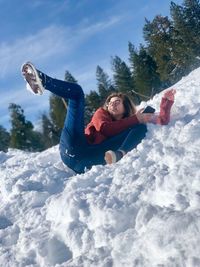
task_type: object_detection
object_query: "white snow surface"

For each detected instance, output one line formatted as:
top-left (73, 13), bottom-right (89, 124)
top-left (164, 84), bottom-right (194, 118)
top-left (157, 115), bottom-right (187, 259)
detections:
top-left (1, 68), bottom-right (200, 267)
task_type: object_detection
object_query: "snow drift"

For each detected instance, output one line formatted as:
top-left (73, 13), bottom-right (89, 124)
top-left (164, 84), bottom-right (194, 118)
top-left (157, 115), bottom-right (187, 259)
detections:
top-left (1, 67), bottom-right (200, 267)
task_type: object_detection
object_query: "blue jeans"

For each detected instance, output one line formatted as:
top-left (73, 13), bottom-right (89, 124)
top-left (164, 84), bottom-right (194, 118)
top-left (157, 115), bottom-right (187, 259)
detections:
top-left (42, 73), bottom-right (147, 173)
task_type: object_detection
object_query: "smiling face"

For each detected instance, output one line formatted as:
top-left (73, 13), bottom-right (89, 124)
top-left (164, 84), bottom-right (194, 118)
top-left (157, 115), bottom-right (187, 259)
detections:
top-left (107, 96), bottom-right (125, 120)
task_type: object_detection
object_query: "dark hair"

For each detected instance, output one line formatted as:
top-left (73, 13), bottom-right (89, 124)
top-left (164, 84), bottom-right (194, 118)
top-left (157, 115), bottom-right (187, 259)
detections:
top-left (103, 92), bottom-right (136, 118)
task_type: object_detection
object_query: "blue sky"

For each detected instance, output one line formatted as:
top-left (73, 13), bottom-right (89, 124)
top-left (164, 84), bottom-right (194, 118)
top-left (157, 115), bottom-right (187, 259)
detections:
top-left (0, 0), bottom-right (183, 130)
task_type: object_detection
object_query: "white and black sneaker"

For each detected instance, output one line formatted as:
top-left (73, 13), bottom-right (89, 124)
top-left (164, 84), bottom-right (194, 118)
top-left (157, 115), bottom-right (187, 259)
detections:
top-left (21, 62), bottom-right (45, 95)
top-left (104, 150), bottom-right (125, 164)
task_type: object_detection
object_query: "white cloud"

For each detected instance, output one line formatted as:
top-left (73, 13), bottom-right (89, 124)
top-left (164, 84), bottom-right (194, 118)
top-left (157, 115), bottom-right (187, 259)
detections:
top-left (0, 14), bottom-right (125, 129)
top-left (0, 89), bottom-right (26, 109)
top-left (0, 15), bottom-right (124, 79)
top-left (0, 86), bottom-right (36, 108)
top-left (77, 15), bottom-right (124, 36)
top-left (29, 0), bottom-right (70, 13)
top-left (0, 25), bottom-right (71, 79)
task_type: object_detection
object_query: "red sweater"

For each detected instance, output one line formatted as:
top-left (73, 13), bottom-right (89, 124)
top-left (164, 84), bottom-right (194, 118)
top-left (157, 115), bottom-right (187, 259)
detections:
top-left (84, 97), bottom-right (174, 144)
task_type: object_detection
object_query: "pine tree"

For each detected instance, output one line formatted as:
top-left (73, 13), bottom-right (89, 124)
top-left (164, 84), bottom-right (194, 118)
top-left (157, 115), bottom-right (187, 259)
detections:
top-left (111, 55), bottom-right (141, 104)
top-left (170, 0), bottom-right (200, 73)
top-left (143, 15), bottom-right (176, 86)
top-left (143, 1), bottom-right (200, 84)
top-left (64, 70), bottom-right (78, 83)
top-left (129, 43), bottom-right (161, 101)
top-left (9, 103), bottom-right (43, 151)
top-left (49, 95), bottom-right (66, 144)
top-left (96, 65), bottom-right (116, 102)
top-left (111, 56), bottom-right (135, 98)
top-left (127, 43), bottom-right (141, 104)
top-left (0, 125), bottom-right (10, 152)
top-left (9, 103), bottom-right (32, 150)
top-left (84, 90), bottom-right (101, 125)
top-left (41, 113), bottom-right (55, 148)
top-left (28, 130), bottom-right (45, 152)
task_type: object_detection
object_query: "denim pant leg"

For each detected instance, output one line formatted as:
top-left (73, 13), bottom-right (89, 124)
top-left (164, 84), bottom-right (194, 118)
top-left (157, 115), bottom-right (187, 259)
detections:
top-left (70, 130), bottom-right (128, 172)
top-left (60, 98), bottom-right (85, 151)
top-left (77, 124), bottom-right (147, 171)
top-left (55, 88), bottom-right (86, 170)
top-left (41, 74), bottom-right (87, 171)
top-left (42, 75), bottom-right (85, 136)
top-left (118, 124), bottom-right (147, 152)
top-left (43, 74), bottom-right (85, 103)
top-left (59, 97), bottom-right (87, 173)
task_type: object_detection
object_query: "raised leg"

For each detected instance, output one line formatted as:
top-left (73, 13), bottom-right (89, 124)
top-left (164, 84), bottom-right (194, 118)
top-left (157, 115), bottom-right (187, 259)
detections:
top-left (21, 62), bottom-right (86, 158)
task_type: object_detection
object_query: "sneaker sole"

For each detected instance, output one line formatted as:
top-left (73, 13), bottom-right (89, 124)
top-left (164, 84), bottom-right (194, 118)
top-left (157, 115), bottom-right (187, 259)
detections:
top-left (21, 62), bottom-right (44, 95)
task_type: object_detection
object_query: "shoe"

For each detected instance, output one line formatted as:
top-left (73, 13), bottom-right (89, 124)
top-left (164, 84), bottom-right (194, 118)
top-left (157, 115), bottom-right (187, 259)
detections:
top-left (21, 62), bottom-right (45, 95)
top-left (104, 150), bottom-right (125, 164)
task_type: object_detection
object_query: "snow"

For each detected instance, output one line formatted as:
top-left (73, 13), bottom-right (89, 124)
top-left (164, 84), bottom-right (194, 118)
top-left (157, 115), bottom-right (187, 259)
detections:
top-left (1, 67), bottom-right (200, 267)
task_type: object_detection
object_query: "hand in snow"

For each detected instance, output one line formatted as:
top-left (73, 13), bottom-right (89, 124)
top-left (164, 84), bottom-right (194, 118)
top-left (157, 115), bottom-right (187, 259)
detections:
top-left (163, 88), bottom-right (176, 101)
top-left (136, 109), bottom-right (154, 123)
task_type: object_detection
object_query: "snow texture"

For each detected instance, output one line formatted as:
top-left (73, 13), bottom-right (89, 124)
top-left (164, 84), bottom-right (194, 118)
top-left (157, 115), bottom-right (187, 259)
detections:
top-left (1, 67), bottom-right (200, 267)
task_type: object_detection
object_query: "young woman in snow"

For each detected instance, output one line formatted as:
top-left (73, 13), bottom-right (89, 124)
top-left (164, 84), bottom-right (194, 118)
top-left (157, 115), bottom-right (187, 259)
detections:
top-left (21, 62), bottom-right (176, 174)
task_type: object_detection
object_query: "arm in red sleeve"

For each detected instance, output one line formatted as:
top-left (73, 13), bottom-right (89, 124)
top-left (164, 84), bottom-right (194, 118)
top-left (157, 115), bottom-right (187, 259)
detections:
top-left (91, 108), bottom-right (139, 137)
top-left (155, 97), bottom-right (174, 125)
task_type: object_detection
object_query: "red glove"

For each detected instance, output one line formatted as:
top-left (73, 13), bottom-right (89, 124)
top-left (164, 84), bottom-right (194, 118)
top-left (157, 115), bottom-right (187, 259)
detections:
top-left (163, 88), bottom-right (176, 101)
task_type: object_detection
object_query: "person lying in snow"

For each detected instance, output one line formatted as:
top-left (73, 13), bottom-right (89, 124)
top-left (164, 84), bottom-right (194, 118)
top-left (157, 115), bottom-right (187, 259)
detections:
top-left (21, 62), bottom-right (176, 174)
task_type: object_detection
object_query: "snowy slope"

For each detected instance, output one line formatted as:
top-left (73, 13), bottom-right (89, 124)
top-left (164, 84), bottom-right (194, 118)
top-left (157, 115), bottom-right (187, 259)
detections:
top-left (1, 68), bottom-right (200, 267)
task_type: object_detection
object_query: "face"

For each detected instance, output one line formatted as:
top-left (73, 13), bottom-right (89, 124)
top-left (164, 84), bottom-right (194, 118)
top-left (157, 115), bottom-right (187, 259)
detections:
top-left (107, 96), bottom-right (125, 120)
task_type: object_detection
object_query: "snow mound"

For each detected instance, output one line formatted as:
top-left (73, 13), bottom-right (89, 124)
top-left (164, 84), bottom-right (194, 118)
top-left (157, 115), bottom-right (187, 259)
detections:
top-left (1, 68), bottom-right (200, 267)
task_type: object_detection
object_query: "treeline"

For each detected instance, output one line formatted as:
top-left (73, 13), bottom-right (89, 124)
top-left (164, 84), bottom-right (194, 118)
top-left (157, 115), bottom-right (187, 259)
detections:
top-left (1, 0), bottom-right (200, 152)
